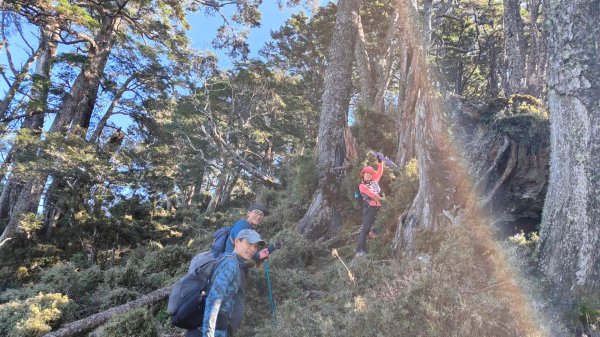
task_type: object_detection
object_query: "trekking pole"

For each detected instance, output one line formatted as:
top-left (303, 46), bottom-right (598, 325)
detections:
top-left (265, 260), bottom-right (277, 321)
top-left (369, 150), bottom-right (403, 172)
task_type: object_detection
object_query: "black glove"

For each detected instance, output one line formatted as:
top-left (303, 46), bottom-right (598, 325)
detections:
top-left (267, 241), bottom-right (283, 253)
top-left (377, 155), bottom-right (383, 163)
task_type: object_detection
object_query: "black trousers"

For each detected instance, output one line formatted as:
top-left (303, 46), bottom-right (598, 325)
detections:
top-left (357, 205), bottom-right (379, 253)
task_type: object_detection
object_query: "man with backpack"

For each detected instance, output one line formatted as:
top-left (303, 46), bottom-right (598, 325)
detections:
top-left (222, 204), bottom-right (276, 266)
top-left (185, 229), bottom-right (265, 337)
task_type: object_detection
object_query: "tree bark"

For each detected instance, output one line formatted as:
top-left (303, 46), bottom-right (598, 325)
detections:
top-left (354, 6), bottom-right (399, 115)
top-left (392, 0), bottom-right (469, 252)
top-left (218, 173), bottom-right (239, 209)
top-left (354, 13), bottom-right (376, 108)
top-left (42, 286), bottom-right (172, 337)
top-left (52, 16), bottom-right (121, 132)
top-left (502, 0), bottom-right (527, 96)
top-left (40, 16), bottom-right (121, 231)
top-left (395, 43), bottom-right (416, 166)
top-left (297, 0), bottom-right (360, 240)
top-left (0, 25), bottom-right (57, 242)
top-left (205, 170), bottom-right (226, 215)
top-left (488, 35), bottom-right (501, 98)
top-left (2, 16), bottom-right (120, 242)
top-left (539, 0), bottom-right (600, 296)
top-left (525, 0), bottom-right (545, 98)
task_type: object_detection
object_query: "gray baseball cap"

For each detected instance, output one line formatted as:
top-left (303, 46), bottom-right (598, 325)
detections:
top-left (236, 229), bottom-right (265, 246)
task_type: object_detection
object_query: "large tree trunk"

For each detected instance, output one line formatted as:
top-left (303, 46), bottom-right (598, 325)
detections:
top-left (488, 35), bottom-right (501, 98)
top-left (354, 13), bottom-right (376, 108)
top-left (391, 0), bottom-right (469, 252)
top-left (0, 25), bottom-right (57, 242)
top-left (539, 0), bottom-right (600, 296)
top-left (525, 0), bottom-right (545, 98)
top-left (51, 16), bottom-right (120, 132)
top-left (205, 170), bottom-right (227, 215)
top-left (502, 0), bottom-right (527, 96)
top-left (219, 173), bottom-right (239, 209)
top-left (41, 16), bottom-right (120, 230)
top-left (2, 17), bottom-right (120, 242)
top-left (297, 0), bottom-right (360, 240)
top-left (395, 43), bottom-right (416, 166)
top-left (354, 7), bottom-right (399, 115)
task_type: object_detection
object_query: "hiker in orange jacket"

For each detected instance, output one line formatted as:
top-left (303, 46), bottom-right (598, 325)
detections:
top-left (356, 153), bottom-right (384, 257)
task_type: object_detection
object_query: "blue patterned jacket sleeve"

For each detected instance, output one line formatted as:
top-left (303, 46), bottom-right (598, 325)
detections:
top-left (203, 255), bottom-right (241, 337)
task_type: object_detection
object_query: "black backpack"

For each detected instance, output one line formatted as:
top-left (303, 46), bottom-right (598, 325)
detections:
top-left (210, 226), bottom-right (233, 257)
top-left (167, 252), bottom-right (234, 329)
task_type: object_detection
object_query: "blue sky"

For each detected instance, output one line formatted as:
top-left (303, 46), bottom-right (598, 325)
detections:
top-left (187, 1), bottom-right (325, 67)
top-left (0, 1), bottom-right (329, 141)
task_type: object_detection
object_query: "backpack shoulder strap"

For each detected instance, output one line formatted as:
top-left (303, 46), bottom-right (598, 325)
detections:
top-left (358, 182), bottom-right (371, 201)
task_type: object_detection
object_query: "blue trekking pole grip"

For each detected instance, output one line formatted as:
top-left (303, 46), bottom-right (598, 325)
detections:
top-left (265, 260), bottom-right (277, 321)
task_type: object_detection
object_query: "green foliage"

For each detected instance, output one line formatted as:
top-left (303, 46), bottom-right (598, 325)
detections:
top-left (506, 94), bottom-right (546, 118)
top-left (54, 0), bottom-right (100, 29)
top-left (16, 214), bottom-right (44, 240)
top-left (508, 231), bottom-right (539, 247)
top-left (97, 307), bottom-right (159, 337)
top-left (138, 244), bottom-right (192, 280)
top-left (429, 0), bottom-right (504, 98)
top-left (243, 220), bottom-right (541, 337)
top-left (571, 297), bottom-right (600, 326)
top-left (36, 263), bottom-right (103, 315)
top-left (491, 95), bottom-right (549, 149)
top-left (0, 292), bottom-right (70, 337)
top-left (264, 152), bottom-right (319, 224)
top-left (374, 158), bottom-right (419, 231)
top-left (351, 108), bottom-right (397, 157)
top-left (0, 237), bottom-right (63, 285)
top-left (268, 228), bottom-right (322, 269)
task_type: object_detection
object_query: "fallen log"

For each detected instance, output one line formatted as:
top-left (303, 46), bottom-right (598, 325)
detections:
top-left (42, 285), bottom-right (173, 337)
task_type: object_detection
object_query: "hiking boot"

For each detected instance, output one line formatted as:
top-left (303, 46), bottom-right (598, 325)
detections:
top-left (355, 251), bottom-right (366, 257)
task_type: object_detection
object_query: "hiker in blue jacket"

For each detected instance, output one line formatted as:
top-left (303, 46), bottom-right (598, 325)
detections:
top-left (224, 204), bottom-right (273, 266)
top-left (186, 229), bottom-right (265, 337)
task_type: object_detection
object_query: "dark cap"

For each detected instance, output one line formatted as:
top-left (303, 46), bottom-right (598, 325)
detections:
top-left (236, 229), bottom-right (266, 246)
top-left (246, 204), bottom-right (269, 216)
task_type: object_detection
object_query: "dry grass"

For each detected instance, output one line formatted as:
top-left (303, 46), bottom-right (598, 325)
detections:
top-left (234, 218), bottom-right (553, 337)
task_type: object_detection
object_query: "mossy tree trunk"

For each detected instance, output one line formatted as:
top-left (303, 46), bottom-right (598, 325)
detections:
top-left (297, 0), bottom-right (360, 241)
top-left (539, 0), bottom-right (600, 296)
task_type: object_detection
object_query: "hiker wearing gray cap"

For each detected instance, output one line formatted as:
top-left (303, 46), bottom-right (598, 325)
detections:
top-left (186, 229), bottom-right (265, 337)
top-left (224, 204), bottom-right (281, 266)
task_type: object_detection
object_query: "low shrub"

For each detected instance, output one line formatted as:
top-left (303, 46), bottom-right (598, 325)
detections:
top-left (97, 307), bottom-right (159, 337)
top-left (0, 292), bottom-right (70, 337)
